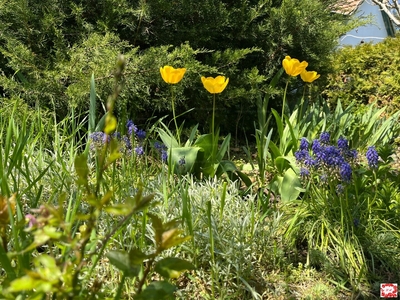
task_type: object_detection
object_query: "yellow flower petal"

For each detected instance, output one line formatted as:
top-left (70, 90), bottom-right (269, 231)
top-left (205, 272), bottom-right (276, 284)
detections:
top-left (160, 66), bottom-right (186, 84)
top-left (201, 76), bottom-right (229, 94)
top-left (300, 70), bottom-right (320, 83)
top-left (282, 56), bottom-right (308, 77)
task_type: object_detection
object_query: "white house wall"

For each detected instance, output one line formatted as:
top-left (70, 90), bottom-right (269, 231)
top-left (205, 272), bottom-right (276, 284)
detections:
top-left (340, 0), bottom-right (389, 46)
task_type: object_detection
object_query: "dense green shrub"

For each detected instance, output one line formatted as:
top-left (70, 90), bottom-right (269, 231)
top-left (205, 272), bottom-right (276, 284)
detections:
top-left (324, 34), bottom-right (400, 113)
top-left (0, 0), bottom-right (355, 135)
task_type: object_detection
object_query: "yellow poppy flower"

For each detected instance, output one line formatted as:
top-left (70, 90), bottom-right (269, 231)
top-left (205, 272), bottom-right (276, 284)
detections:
top-left (201, 76), bottom-right (229, 94)
top-left (160, 66), bottom-right (186, 84)
top-left (300, 70), bottom-right (320, 83)
top-left (282, 56), bottom-right (308, 77)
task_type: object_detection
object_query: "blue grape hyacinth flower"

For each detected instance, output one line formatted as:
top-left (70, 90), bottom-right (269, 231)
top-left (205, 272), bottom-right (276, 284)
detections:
top-left (366, 146), bottom-right (379, 169)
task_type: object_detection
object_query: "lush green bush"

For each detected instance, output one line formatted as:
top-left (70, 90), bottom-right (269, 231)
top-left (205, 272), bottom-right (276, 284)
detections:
top-left (324, 34), bottom-right (400, 113)
top-left (0, 0), bottom-right (355, 135)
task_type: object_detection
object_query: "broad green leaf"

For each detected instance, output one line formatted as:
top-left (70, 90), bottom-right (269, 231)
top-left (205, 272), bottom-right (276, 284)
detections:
top-left (170, 147), bottom-right (201, 175)
top-left (135, 281), bottom-right (176, 300)
top-left (193, 133), bottom-right (213, 158)
top-left (216, 160), bottom-right (237, 177)
top-left (106, 250), bottom-right (140, 277)
top-left (280, 168), bottom-right (301, 202)
top-left (155, 257), bottom-right (195, 279)
top-left (235, 170), bottom-right (252, 188)
top-left (129, 248), bottom-right (150, 265)
top-left (274, 156), bottom-right (289, 174)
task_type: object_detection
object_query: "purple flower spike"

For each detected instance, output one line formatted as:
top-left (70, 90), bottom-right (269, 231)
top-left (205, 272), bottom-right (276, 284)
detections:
top-left (135, 146), bottom-right (144, 156)
top-left (319, 132), bottom-right (330, 144)
top-left (366, 146), bottom-right (379, 169)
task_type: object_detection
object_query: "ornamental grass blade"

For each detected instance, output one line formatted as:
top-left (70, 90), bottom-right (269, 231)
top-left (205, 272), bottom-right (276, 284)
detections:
top-left (89, 73), bottom-right (97, 135)
top-left (0, 242), bottom-right (16, 281)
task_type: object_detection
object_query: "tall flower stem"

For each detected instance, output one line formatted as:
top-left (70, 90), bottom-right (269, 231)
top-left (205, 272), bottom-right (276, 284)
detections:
top-left (211, 94), bottom-right (216, 161)
top-left (170, 85), bottom-right (180, 145)
top-left (281, 80), bottom-right (290, 122)
top-left (212, 94), bottom-right (215, 136)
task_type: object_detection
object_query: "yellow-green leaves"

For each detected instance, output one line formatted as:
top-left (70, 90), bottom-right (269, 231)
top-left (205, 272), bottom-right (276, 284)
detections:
top-left (160, 66), bottom-right (186, 84)
top-left (300, 70), bottom-right (320, 83)
top-left (282, 56), bottom-right (308, 77)
top-left (201, 76), bottom-right (229, 94)
top-left (104, 114), bottom-right (117, 134)
top-left (155, 257), bottom-right (195, 279)
top-left (74, 153), bottom-right (89, 187)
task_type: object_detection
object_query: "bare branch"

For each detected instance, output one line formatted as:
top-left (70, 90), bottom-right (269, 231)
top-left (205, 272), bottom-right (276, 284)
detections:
top-left (370, 0), bottom-right (400, 26)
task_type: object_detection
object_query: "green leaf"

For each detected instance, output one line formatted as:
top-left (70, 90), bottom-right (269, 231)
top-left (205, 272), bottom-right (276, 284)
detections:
top-left (155, 257), bottom-right (195, 279)
top-left (148, 213), bottom-right (164, 246)
top-left (280, 168), bottom-right (302, 202)
top-left (216, 134), bottom-right (231, 162)
top-left (89, 73), bottom-right (97, 134)
top-left (74, 154), bottom-right (89, 183)
top-left (170, 147), bottom-right (201, 175)
top-left (235, 170), bottom-right (252, 188)
top-left (157, 127), bottom-right (179, 148)
top-left (129, 248), bottom-right (150, 265)
top-left (104, 114), bottom-right (117, 134)
top-left (7, 276), bottom-right (40, 292)
top-left (193, 133), bottom-right (213, 158)
top-left (104, 204), bottom-right (132, 216)
top-left (268, 140), bottom-right (281, 161)
top-left (184, 124), bottom-right (199, 147)
top-left (100, 190), bottom-right (113, 206)
top-left (106, 250), bottom-right (140, 277)
top-left (161, 229), bottom-right (191, 250)
top-left (95, 113), bottom-right (108, 132)
top-left (271, 108), bottom-right (283, 145)
top-left (0, 243), bottom-right (16, 281)
top-left (107, 151), bottom-right (122, 165)
top-left (135, 281), bottom-right (176, 300)
top-left (134, 193), bottom-right (155, 212)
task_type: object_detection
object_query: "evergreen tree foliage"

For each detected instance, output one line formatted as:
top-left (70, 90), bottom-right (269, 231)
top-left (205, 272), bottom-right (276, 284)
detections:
top-left (0, 0), bottom-right (354, 134)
